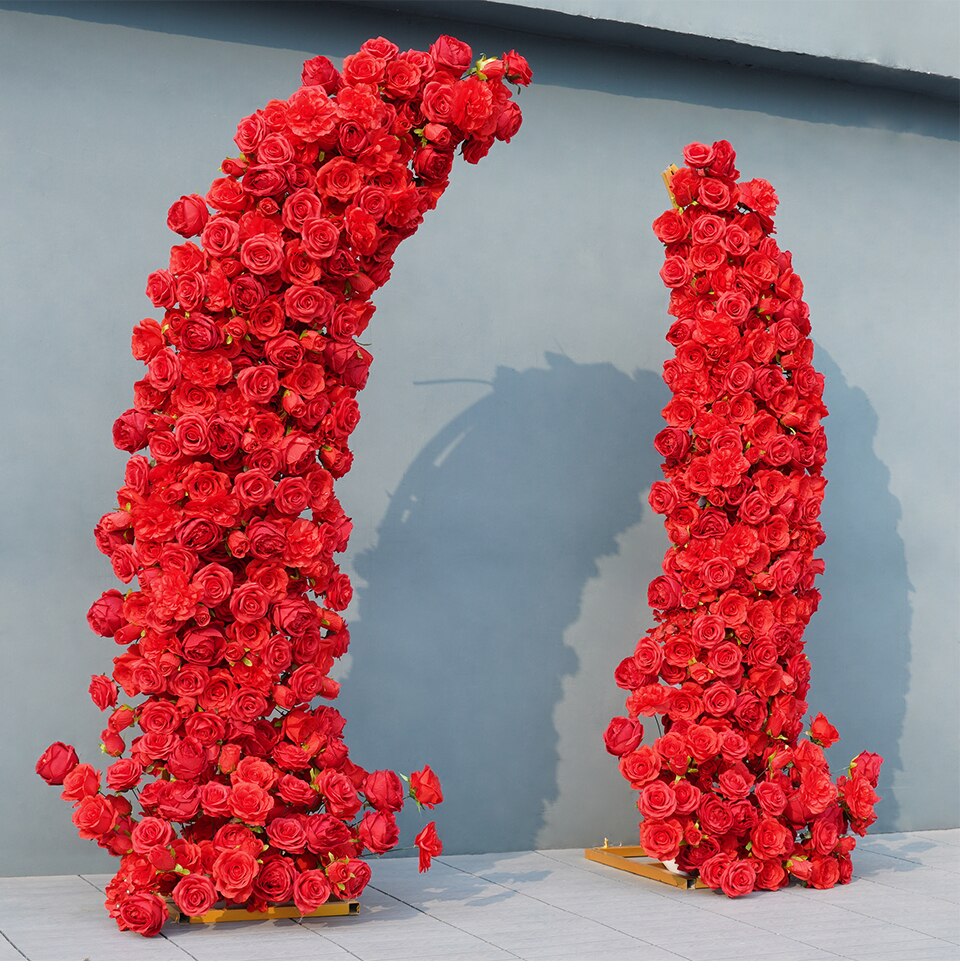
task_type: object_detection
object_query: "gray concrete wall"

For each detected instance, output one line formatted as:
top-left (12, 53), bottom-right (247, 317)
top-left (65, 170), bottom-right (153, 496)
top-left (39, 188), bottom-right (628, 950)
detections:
top-left (1, 0), bottom-right (957, 876)
top-left (486, 0), bottom-right (960, 77)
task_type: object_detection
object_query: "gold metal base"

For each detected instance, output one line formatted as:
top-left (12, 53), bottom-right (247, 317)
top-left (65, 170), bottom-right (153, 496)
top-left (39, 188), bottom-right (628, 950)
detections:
top-left (166, 898), bottom-right (360, 924)
top-left (584, 844), bottom-right (707, 890)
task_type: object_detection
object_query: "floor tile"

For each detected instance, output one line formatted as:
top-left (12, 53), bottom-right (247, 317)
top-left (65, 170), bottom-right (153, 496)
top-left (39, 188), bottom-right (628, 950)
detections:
top-left (0, 830), bottom-right (954, 960)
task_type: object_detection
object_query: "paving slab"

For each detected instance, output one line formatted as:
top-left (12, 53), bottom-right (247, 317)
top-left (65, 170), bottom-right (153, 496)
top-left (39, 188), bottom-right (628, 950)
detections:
top-left (0, 830), bottom-right (955, 960)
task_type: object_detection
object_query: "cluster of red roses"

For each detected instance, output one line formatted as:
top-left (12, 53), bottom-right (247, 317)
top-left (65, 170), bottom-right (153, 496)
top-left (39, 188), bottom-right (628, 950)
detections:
top-left (36, 35), bottom-right (530, 937)
top-left (605, 140), bottom-right (881, 897)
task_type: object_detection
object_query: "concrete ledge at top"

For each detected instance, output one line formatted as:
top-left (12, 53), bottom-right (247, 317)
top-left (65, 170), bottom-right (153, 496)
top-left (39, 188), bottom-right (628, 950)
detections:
top-left (347, 0), bottom-right (960, 98)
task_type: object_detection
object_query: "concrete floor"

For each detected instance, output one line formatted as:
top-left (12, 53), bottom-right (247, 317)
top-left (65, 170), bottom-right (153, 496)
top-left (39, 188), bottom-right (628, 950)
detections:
top-left (1, 830), bottom-right (957, 961)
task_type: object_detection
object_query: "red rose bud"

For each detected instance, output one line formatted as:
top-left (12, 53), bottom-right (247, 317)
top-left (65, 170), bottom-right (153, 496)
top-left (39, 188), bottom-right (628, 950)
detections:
top-left (166, 194), bottom-right (209, 238)
top-left (502, 50), bottom-right (532, 86)
top-left (410, 765), bottom-right (443, 808)
top-left (850, 750), bottom-right (883, 787)
top-left (414, 821), bottom-right (443, 873)
top-left (100, 730), bottom-right (125, 757)
top-left (86, 590), bottom-right (125, 638)
top-left (810, 712), bottom-right (840, 748)
top-left (218, 743), bottom-right (242, 774)
top-left (603, 716), bottom-right (644, 756)
top-left (36, 741), bottom-right (79, 785)
top-left (112, 408), bottom-right (150, 452)
top-left (301, 55), bottom-right (340, 93)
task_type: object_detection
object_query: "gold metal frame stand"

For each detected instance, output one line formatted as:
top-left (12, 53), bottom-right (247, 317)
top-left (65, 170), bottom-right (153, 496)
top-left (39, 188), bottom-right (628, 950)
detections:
top-left (584, 841), bottom-right (707, 890)
top-left (166, 898), bottom-right (360, 924)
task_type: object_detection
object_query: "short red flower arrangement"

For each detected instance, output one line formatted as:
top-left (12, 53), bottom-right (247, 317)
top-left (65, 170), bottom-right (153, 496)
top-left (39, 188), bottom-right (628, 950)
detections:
top-left (35, 36), bottom-right (530, 937)
top-left (605, 140), bottom-right (882, 897)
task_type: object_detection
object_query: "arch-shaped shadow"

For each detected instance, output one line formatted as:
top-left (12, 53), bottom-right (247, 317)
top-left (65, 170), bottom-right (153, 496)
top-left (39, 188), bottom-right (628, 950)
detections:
top-left (340, 354), bottom-right (664, 854)
top-left (807, 344), bottom-right (911, 830)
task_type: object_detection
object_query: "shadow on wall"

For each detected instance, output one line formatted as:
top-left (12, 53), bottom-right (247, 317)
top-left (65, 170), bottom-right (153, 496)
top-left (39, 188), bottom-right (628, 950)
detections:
top-left (808, 344), bottom-right (911, 831)
top-left (340, 354), bottom-right (665, 854)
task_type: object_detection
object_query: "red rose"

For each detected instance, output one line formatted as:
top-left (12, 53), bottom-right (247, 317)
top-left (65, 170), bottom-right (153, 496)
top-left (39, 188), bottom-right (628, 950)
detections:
top-left (115, 892), bottom-right (167, 937)
top-left (278, 773), bottom-right (319, 807)
top-left (647, 575), bottom-right (681, 611)
top-left (106, 759), bottom-right (142, 792)
top-left (266, 815), bottom-right (307, 853)
top-left (639, 818), bottom-right (684, 861)
top-left (809, 855), bottom-right (840, 889)
top-left (212, 847), bottom-right (258, 903)
top-left (502, 50), bottom-right (532, 86)
top-left (284, 284), bottom-right (335, 325)
top-left (87, 589), bottom-right (125, 638)
top-left (155, 780), bottom-right (202, 822)
top-left (359, 811), bottom-right (400, 854)
top-left (254, 857), bottom-right (296, 903)
top-left (228, 782), bottom-right (275, 827)
top-left (172, 874), bottom-right (218, 917)
top-left (293, 868), bottom-right (332, 914)
top-left (638, 780), bottom-right (678, 821)
top-left (720, 859), bottom-right (757, 898)
top-left (62, 763), bottom-right (101, 801)
top-left (363, 769), bottom-right (404, 813)
top-left (619, 746), bottom-right (662, 788)
top-left (36, 741), bottom-right (79, 785)
top-left (755, 780), bottom-right (788, 815)
top-left (414, 821), bottom-right (443, 873)
top-left (810, 712), bottom-right (840, 748)
top-left (683, 142), bottom-right (715, 168)
top-left (240, 233), bottom-right (283, 276)
top-left (603, 716), bottom-right (644, 757)
top-left (844, 776), bottom-right (880, 820)
top-left (303, 814), bottom-right (352, 854)
top-left (88, 674), bottom-right (118, 711)
top-left (326, 858), bottom-right (372, 899)
top-left (429, 34), bottom-right (472, 75)
top-left (167, 194), bottom-right (209, 237)
top-left (850, 751), bottom-right (883, 787)
top-left (750, 817), bottom-right (793, 860)
top-left (131, 816), bottom-right (174, 854)
top-left (317, 770), bottom-right (362, 820)
top-left (410, 765), bottom-right (443, 809)
top-left (72, 795), bottom-right (117, 839)
top-left (301, 55), bottom-right (340, 93)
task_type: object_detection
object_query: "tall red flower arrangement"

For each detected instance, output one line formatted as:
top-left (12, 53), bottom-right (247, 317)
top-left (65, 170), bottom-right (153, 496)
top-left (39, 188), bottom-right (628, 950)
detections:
top-left (35, 36), bottom-right (530, 937)
top-left (605, 140), bottom-right (881, 897)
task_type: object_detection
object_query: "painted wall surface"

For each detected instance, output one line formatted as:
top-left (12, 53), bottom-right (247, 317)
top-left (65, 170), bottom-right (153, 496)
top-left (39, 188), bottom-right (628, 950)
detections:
top-left (487, 0), bottom-right (960, 77)
top-left (1, 1), bottom-right (957, 876)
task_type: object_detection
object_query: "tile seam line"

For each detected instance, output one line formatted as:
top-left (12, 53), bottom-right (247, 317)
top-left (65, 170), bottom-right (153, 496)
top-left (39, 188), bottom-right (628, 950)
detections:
top-left (78, 872), bottom-right (198, 960)
top-left (550, 849), bottom-right (953, 950)
top-left (368, 881), bottom-right (522, 959)
top-left (437, 857), bottom-right (690, 960)
top-left (0, 927), bottom-right (28, 961)
top-left (851, 871), bottom-right (959, 906)
top-left (293, 918), bottom-right (362, 961)
top-left (531, 851), bottom-right (854, 959)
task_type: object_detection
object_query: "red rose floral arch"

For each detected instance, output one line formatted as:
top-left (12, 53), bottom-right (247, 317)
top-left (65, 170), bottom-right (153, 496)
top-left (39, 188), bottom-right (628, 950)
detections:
top-left (35, 35), bottom-right (531, 937)
top-left (605, 140), bottom-right (882, 897)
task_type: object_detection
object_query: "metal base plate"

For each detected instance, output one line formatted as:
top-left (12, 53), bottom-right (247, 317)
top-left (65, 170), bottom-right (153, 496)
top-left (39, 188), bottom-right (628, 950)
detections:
top-left (584, 845), bottom-right (707, 890)
top-left (166, 898), bottom-right (361, 924)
